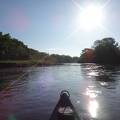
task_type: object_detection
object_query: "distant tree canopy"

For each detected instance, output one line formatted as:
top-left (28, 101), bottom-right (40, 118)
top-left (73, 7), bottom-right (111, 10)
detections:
top-left (79, 38), bottom-right (120, 64)
top-left (51, 54), bottom-right (73, 63)
top-left (0, 32), bottom-right (78, 64)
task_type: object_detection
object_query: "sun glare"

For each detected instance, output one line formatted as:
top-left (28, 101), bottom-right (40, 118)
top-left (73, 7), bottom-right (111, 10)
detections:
top-left (78, 4), bottom-right (104, 30)
top-left (89, 100), bottom-right (99, 118)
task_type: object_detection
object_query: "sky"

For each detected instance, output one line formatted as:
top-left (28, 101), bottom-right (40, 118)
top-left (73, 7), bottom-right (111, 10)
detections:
top-left (0, 0), bottom-right (120, 56)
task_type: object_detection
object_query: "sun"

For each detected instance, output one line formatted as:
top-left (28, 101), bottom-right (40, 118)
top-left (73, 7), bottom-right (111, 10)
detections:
top-left (78, 5), bottom-right (104, 30)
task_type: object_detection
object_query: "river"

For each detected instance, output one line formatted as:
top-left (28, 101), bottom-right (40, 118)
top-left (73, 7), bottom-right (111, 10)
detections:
top-left (0, 63), bottom-right (120, 120)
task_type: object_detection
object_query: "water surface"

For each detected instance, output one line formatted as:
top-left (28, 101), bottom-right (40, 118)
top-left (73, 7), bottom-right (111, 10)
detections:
top-left (0, 63), bottom-right (120, 120)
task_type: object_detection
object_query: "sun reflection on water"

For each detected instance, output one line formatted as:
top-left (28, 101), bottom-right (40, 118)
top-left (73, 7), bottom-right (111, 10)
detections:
top-left (85, 87), bottom-right (101, 99)
top-left (88, 71), bottom-right (98, 76)
top-left (86, 88), bottom-right (97, 98)
top-left (89, 100), bottom-right (99, 118)
top-left (85, 86), bottom-right (100, 118)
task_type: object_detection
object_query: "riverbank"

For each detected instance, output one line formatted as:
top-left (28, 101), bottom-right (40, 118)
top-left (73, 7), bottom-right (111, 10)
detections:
top-left (0, 60), bottom-right (59, 68)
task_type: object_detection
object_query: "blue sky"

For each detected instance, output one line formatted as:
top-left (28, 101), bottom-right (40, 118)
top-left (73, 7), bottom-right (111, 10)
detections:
top-left (0, 0), bottom-right (120, 56)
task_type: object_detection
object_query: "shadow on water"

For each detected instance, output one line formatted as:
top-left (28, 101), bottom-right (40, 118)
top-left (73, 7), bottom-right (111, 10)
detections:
top-left (80, 63), bottom-right (120, 88)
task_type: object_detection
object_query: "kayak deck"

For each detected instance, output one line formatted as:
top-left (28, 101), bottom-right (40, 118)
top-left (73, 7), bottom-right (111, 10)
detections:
top-left (49, 90), bottom-right (80, 120)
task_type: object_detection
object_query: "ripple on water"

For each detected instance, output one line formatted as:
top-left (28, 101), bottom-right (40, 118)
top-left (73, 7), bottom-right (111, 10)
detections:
top-left (0, 64), bottom-right (120, 120)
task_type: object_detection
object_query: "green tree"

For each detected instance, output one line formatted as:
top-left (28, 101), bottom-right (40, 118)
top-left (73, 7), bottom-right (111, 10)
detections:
top-left (0, 33), bottom-right (29, 60)
top-left (93, 38), bottom-right (120, 64)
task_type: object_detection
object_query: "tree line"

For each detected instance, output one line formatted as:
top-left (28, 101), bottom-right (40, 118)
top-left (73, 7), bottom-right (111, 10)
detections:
top-left (78, 37), bottom-right (120, 64)
top-left (1, 32), bottom-right (118, 65)
top-left (0, 32), bottom-right (79, 64)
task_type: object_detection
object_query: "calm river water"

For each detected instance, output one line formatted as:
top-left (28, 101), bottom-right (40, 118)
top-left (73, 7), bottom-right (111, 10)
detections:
top-left (0, 63), bottom-right (120, 120)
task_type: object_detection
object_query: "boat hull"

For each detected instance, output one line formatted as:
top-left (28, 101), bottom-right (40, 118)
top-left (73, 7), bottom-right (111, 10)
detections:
top-left (49, 90), bottom-right (80, 120)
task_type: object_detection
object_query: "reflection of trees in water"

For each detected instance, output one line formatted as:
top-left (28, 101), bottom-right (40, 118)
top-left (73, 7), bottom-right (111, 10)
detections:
top-left (0, 68), bottom-right (26, 80)
top-left (80, 63), bottom-right (120, 89)
top-left (0, 67), bottom-right (45, 91)
top-left (0, 67), bottom-right (37, 91)
top-left (0, 68), bottom-right (24, 91)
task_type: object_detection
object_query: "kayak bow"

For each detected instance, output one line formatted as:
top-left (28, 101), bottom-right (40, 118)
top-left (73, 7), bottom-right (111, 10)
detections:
top-left (49, 90), bottom-right (80, 120)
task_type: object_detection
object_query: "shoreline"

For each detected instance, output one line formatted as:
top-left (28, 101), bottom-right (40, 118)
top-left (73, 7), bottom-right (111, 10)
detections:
top-left (0, 61), bottom-right (62, 68)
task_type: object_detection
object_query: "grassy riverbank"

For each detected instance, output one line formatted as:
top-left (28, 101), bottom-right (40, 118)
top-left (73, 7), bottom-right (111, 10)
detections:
top-left (0, 60), bottom-right (58, 68)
